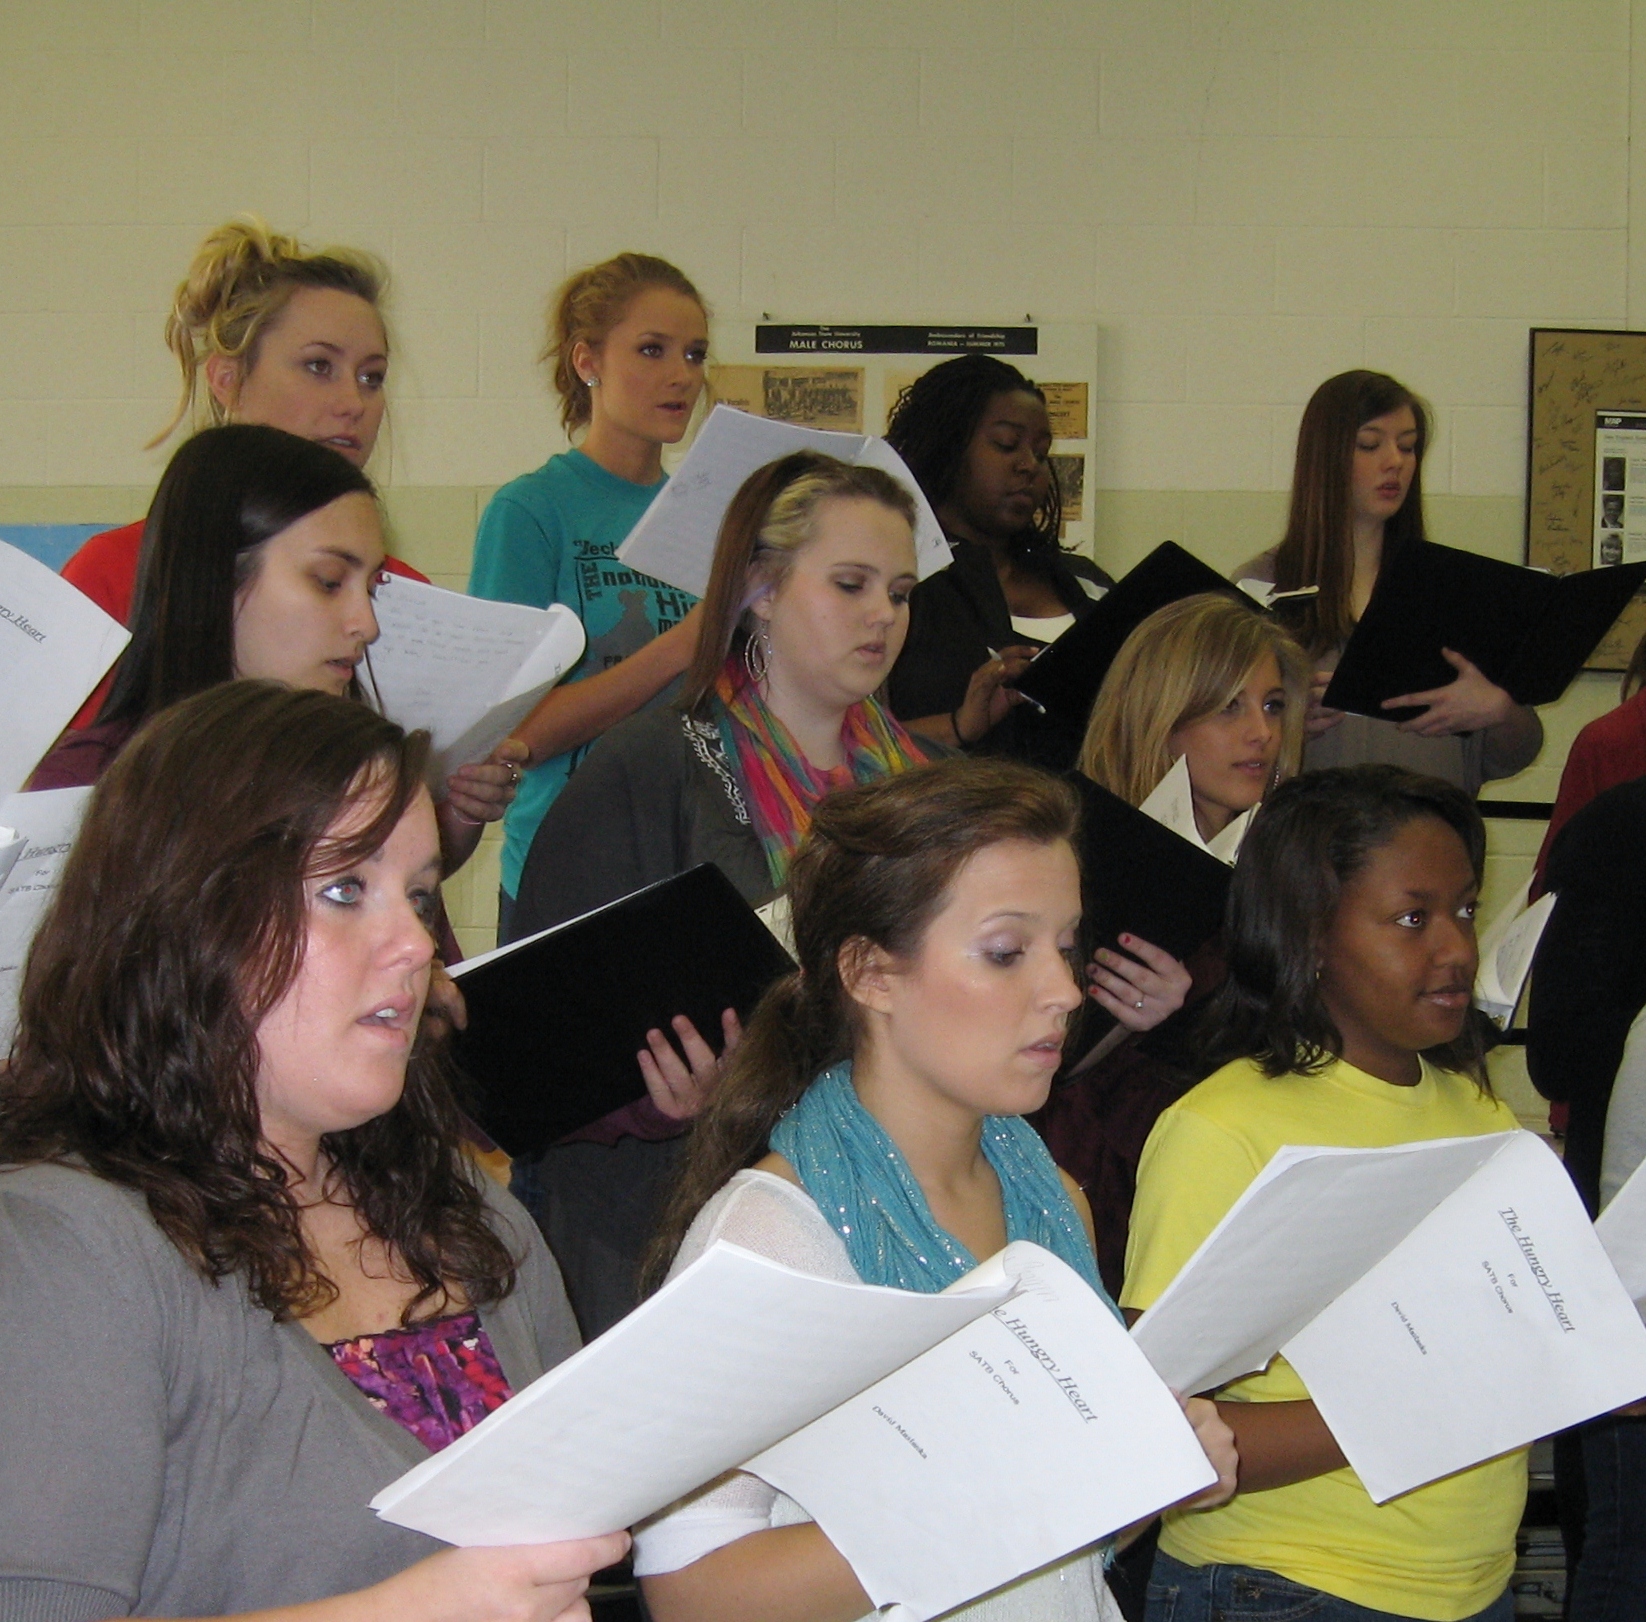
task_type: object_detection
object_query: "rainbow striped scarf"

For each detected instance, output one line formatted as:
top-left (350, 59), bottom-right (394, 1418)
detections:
top-left (712, 663), bottom-right (929, 887)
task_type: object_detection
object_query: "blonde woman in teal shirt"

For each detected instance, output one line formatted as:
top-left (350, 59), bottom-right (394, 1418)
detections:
top-left (469, 253), bottom-right (709, 932)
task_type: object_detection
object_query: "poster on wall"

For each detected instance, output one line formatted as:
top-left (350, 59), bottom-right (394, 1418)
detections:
top-left (699, 323), bottom-right (1099, 559)
top-left (708, 367), bottom-right (864, 433)
top-left (1593, 413), bottom-right (1646, 568)
top-left (1526, 329), bottom-right (1646, 671)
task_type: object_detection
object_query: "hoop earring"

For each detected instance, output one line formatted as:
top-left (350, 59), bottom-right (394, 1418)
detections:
top-left (743, 630), bottom-right (772, 684)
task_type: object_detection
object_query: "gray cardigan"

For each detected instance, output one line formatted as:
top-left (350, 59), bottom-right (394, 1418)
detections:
top-left (0, 1161), bottom-right (579, 1621)
top-left (511, 703), bottom-right (773, 939)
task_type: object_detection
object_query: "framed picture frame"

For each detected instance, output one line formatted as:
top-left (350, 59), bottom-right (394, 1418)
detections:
top-left (1526, 327), bottom-right (1646, 671)
top-left (699, 322), bottom-right (1098, 557)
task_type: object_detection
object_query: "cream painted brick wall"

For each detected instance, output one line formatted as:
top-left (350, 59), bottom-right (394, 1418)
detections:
top-left (0, 0), bottom-right (1635, 495)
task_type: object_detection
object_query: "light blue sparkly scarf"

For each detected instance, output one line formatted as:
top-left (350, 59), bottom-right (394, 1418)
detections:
top-left (770, 1061), bottom-right (1117, 1317)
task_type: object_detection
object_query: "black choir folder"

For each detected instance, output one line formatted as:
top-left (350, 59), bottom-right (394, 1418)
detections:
top-left (1065, 775), bottom-right (1232, 1059)
top-left (450, 865), bottom-right (794, 1157)
top-left (1324, 542), bottom-right (1646, 720)
top-left (1008, 543), bottom-right (1270, 752)
top-left (1072, 775), bottom-right (1232, 966)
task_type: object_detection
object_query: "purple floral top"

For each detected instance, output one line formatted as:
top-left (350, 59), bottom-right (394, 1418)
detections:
top-left (325, 1309), bottom-right (512, 1453)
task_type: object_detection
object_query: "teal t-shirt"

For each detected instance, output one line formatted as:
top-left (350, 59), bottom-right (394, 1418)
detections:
top-left (468, 449), bottom-right (696, 896)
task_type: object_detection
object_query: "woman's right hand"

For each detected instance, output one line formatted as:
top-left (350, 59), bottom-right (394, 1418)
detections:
top-left (1305, 669), bottom-right (1345, 738)
top-left (369, 1533), bottom-right (630, 1622)
top-left (953, 645), bottom-right (1037, 745)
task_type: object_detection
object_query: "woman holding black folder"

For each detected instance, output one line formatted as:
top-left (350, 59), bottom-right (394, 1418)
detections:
top-left (1036, 593), bottom-right (1311, 1295)
top-left (507, 453), bottom-right (936, 1336)
top-left (1239, 370), bottom-right (1541, 793)
top-left (883, 353), bottom-right (1114, 757)
top-left (635, 759), bottom-right (1236, 1622)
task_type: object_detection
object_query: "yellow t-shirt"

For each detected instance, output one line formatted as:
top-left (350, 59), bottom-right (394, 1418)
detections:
top-left (1121, 1055), bottom-right (1527, 1621)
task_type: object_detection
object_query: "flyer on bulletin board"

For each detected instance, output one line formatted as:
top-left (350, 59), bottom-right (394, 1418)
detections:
top-left (1593, 411), bottom-right (1646, 568)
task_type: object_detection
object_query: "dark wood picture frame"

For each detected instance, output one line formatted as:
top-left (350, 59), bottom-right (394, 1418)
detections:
top-left (1526, 327), bottom-right (1646, 671)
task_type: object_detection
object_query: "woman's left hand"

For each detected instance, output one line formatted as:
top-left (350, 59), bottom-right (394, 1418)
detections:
top-left (638, 1008), bottom-right (744, 1122)
top-left (445, 737), bottom-right (529, 825)
top-left (1382, 649), bottom-right (1516, 737)
top-left (1176, 1394), bottom-right (1240, 1509)
top-left (1086, 933), bottom-right (1191, 1032)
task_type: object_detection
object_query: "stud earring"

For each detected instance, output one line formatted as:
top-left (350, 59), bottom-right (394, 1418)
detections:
top-left (583, 375), bottom-right (599, 388)
top-left (743, 629), bottom-right (772, 684)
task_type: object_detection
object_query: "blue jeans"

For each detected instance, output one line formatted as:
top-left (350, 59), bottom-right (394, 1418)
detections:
top-left (1568, 1413), bottom-right (1646, 1621)
top-left (1144, 1553), bottom-right (1512, 1622)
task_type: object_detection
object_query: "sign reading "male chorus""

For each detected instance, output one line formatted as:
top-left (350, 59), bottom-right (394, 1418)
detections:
top-left (755, 325), bottom-right (1037, 356)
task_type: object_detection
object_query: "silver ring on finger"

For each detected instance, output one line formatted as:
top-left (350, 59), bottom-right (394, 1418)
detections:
top-left (1134, 998), bottom-right (1145, 1010)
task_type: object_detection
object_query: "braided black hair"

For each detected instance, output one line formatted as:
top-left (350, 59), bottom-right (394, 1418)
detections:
top-left (884, 353), bottom-right (1065, 566)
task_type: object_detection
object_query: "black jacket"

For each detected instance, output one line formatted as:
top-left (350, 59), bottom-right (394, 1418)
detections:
top-left (888, 537), bottom-right (1112, 770)
top-left (1527, 774), bottom-right (1646, 1212)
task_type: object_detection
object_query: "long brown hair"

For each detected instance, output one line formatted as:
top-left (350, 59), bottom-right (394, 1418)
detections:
top-left (678, 452), bottom-right (918, 717)
top-left (2, 681), bottom-right (517, 1321)
top-left (642, 757), bottom-right (1080, 1291)
top-left (1078, 593), bottom-right (1310, 806)
top-left (542, 251), bottom-right (707, 433)
top-left (1274, 370), bottom-right (1431, 654)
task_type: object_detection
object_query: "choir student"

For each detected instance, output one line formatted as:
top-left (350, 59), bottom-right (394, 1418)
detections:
top-left (636, 757), bottom-right (1236, 1622)
top-left (468, 252), bottom-right (709, 938)
top-left (505, 451), bottom-right (933, 1336)
top-left (1532, 626), bottom-right (1646, 893)
top-left (885, 353), bottom-right (1113, 753)
top-left (1527, 772), bottom-right (1646, 1621)
top-left (1124, 765), bottom-right (1523, 1622)
top-left (1238, 370), bottom-right (1540, 792)
top-left (1036, 592), bottom-right (1310, 1293)
top-left (0, 681), bottom-right (623, 1621)
top-left (61, 217), bottom-right (429, 726)
top-left (32, 425), bottom-right (518, 876)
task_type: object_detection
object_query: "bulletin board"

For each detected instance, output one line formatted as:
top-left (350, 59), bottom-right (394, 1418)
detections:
top-left (689, 322), bottom-right (1100, 560)
top-left (1526, 327), bottom-right (1646, 670)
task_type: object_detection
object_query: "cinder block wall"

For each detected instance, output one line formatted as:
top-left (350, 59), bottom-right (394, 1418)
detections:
top-left (5, 0), bottom-right (1643, 1119)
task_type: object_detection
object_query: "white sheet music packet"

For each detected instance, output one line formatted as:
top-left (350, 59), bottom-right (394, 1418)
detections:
top-left (617, 405), bottom-right (952, 598)
top-left (0, 539), bottom-right (129, 798)
top-left (0, 786), bottom-right (94, 1048)
top-left (365, 576), bottom-right (586, 782)
top-left (372, 1241), bottom-right (1212, 1621)
top-left (1131, 1131), bottom-right (1646, 1502)
top-left (1472, 878), bottom-right (1557, 1027)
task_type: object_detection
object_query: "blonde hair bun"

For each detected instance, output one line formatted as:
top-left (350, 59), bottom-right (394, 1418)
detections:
top-left (151, 215), bottom-right (387, 448)
top-left (542, 252), bottom-right (706, 434)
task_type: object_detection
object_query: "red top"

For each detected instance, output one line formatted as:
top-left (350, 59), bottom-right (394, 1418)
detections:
top-left (61, 519), bottom-right (429, 729)
top-left (1533, 687), bottom-right (1646, 896)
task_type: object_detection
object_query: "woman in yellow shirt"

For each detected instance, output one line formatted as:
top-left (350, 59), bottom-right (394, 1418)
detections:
top-left (1123, 764), bottom-right (1522, 1622)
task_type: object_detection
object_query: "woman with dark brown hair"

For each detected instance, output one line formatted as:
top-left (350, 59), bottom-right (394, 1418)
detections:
top-left (0, 681), bottom-right (623, 1621)
top-left (1238, 370), bottom-right (1541, 793)
top-left (634, 757), bottom-right (1235, 1622)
